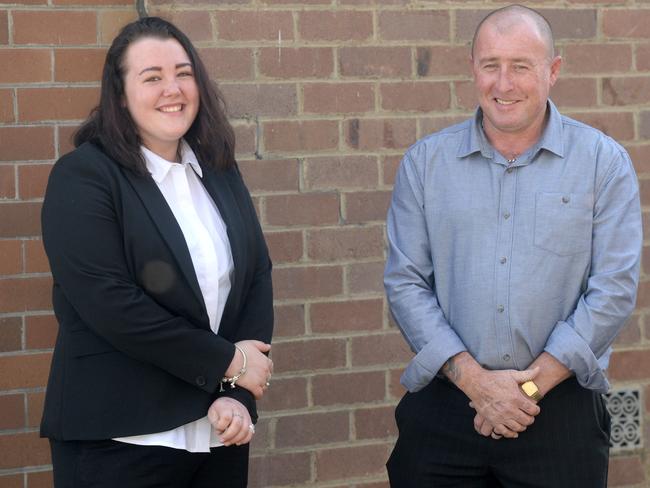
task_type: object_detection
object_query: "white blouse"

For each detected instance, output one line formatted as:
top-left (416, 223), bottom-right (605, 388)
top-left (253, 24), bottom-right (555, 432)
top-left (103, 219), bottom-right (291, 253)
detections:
top-left (113, 141), bottom-right (234, 452)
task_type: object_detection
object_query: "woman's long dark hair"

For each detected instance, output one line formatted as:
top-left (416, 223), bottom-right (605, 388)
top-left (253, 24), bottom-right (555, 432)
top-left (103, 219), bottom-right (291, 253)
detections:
top-left (75, 17), bottom-right (235, 174)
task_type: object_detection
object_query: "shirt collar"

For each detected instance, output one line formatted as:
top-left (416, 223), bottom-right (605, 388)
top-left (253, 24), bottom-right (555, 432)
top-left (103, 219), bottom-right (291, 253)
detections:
top-left (142, 140), bottom-right (203, 183)
top-left (457, 99), bottom-right (565, 160)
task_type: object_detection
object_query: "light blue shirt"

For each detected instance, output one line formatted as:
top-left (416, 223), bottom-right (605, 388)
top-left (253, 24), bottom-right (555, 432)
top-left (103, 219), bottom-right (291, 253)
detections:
top-left (384, 101), bottom-right (642, 394)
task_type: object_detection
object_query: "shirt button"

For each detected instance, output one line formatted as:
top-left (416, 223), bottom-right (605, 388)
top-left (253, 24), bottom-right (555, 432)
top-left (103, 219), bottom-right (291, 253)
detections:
top-left (562, 195), bottom-right (570, 204)
top-left (503, 212), bottom-right (511, 220)
top-left (497, 305), bottom-right (505, 313)
top-left (500, 257), bottom-right (507, 264)
top-left (506, 167), bottom-right (514, 174)
top-left (196, 376), bottom-right (206, 386)
top-left (503, 354), bottom-right (511, 361)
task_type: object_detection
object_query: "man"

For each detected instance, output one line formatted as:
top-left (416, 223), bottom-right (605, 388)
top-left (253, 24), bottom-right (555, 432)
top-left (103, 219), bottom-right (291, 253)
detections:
top-left (384, 5), bottom-right (642, 487)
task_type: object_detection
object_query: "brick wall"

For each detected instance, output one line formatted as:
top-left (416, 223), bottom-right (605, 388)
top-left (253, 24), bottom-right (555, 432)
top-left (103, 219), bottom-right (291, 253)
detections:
top-left (1, 0), bottom-right (649, 486)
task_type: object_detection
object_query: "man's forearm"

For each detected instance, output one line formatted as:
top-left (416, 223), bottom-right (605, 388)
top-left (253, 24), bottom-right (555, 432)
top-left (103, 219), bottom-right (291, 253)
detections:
top-left (527, 352), bottom-right (572, 399)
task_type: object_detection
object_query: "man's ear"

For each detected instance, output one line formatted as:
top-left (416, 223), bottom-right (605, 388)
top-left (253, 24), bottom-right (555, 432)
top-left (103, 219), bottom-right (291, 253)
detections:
top-left (549, 56), bottom-right (562, 87)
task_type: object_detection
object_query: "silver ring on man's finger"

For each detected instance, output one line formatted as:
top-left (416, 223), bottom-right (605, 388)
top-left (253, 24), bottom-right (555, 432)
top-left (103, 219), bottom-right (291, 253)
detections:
top-left (248, 424), bottom-right (255, 434)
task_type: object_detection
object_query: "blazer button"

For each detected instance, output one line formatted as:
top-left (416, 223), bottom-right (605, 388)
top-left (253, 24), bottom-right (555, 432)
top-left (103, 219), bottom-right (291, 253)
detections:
top-left (196, 376), bottom-right (206, 386)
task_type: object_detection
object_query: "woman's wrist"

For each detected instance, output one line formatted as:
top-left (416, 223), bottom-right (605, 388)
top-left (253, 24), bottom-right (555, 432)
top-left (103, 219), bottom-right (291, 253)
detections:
top-left (220, 345), bottom-right (247, 391)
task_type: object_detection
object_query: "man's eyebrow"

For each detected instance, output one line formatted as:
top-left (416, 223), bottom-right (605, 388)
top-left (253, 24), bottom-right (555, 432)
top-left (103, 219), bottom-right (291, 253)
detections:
top-left (137, 63), bottom-right (192, 76)
top-left (477, 56), bottom-right (535, 64)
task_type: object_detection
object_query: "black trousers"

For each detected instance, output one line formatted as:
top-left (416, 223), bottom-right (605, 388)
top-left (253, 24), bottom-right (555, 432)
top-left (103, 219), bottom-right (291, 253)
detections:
top-left (387, 377), bottom-right (611, 488)
top-left (49, 439), bottom-right (249, 488)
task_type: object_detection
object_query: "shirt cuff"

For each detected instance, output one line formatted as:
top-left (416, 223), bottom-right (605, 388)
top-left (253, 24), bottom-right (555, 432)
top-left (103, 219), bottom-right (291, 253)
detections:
top-left (401, 336), bottom-right (466, 392)
top-left (544, 320), bottom-right (610, 393)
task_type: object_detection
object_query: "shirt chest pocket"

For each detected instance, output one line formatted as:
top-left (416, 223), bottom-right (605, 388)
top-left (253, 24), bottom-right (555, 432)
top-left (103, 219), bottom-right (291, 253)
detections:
top-left (534, 192), bottom-right (593, 256)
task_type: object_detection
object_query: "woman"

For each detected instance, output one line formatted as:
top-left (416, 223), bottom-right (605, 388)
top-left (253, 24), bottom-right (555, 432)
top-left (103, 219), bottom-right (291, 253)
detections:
top-left (40, 17), bottom-right (273, 487)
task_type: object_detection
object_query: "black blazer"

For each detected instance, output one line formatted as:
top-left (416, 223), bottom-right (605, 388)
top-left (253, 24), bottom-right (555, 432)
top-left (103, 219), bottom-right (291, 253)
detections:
top-left (40, 142), bottom-right (273, 440)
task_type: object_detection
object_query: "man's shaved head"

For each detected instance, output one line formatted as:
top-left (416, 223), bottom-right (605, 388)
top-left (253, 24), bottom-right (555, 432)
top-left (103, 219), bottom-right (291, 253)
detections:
top-left (471, 5), bottom-right (555, 60)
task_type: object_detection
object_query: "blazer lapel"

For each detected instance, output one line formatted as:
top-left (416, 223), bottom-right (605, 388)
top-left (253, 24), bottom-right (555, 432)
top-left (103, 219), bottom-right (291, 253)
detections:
top-left (123, 170), bottom-right (207, 317)
top-left (199, 165), bottom-right (246, 329)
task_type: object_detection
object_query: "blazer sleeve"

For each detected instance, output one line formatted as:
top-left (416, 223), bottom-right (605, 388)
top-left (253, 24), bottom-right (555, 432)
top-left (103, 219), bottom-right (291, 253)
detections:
top-left (217, 164), bottom-right (274, 419)
top-left (42, 148), bottom-right (237, 394)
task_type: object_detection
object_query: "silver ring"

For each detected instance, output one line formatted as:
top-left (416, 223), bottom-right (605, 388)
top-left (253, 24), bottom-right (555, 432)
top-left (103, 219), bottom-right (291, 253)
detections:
top-left (248, 424), bottom-right (255, 433)
top-left (265, 381), bottom-right (271, 387)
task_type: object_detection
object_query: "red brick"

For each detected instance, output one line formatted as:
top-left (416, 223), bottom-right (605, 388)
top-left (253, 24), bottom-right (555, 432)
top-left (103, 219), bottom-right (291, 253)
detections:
top-left (379, 11), bottom-right (449, 41)
top-left (0, 393), bottom-right (25, 428)
top-left (0, 474), bottom-right (22, 488)
top-left (315, 444), bottom-right (389, 481)
top-left (221, 84), bottom-right (296, 118)
top-left (0, 50), bottom-right (51, 84)
top-left (313, 371), bottom-right (385, 406)
top-left (637, 43), bottom-right (650, 71)
top-left (0, 276), bottom-right (52, 313)
top-left (272, 303), bottom-right (305, 337)
top-left (551, 78), bottom-right (597, 108)
top-left (55, 48), bottom-right (106, 82)
top-left (276, 411), bottom-right (349, 447)
top-left (0, 432), bottom-right (50, 469)
top-left (381, 82), bottom-right (451, 112)
top-left (420, 115), bottom-right (470, 137)
top-left (98, 10), bottom-right (138, 44)
top-left (609, 349), bottom-right (650, 381)
top-left (608, 455), bottom-right (646, 486)
top-left (304, 156), bottom-right (378, 190)
top-left (273, 265), bottom-right (343, 300)
top-left (0, 89), bottom-right (13, 123)
top-left (0, 165), bottom-right (15, 199)
top-left (299, 11), bottom-right (373, 41)
top-left (604, 10), bottom-right (650, 39)
top-left (199, 48), bottom-right (254, 81)
top-left (216, 11), bottom-right (293, 41)
top-left (24, 239), bottom-right (49, 274)
top-left (238, 159), bottom-right (299, 193)
top-left (0, 316), bottom-right (22, 353)
top-left (346, 118), bottom-right (416, 151)
top-left (355, 405), bottom-right (397, 440)
top-left (263, 120), bottom-right (338, 153)
top-left (347, 261), bottom-right (385, 294)
top-left (18, 164), bottom-right (52, 200)
top-left (272, 338), bottom-right (346, 373)
top-left (307, 226), bottom-right (385, 261)
top-left (232, 123), bottom-right (256, 156)
top-left (0, 240), bottom-right (21, 275)
top-left (259, 47), bottom-right (334, 79)
top-left (568, 111), bottom-right (635, 141)
top-left (615, 315), bottom-right (641, 345)
top-left (152, 10), bottom-right (213, 43)
top-left (265, 193), bottom-right (339, 227)
top-left (264, 230), bottom-right (303, 264)
top-left (0, 352), bottom-right (51, 390)
top-left (563, 43), bottom-right (632, 74)
top-left (382, 155), bottom-right (401, 186)
top-left (340, 0), bottom-right (408, 4)
top-left (627, 144), bottom-right (650, 174)
top-left (257, 376), bottom-right (308, 411)
top-left (640, 180), bottom-right (650, 207)
top-left (27, 470), bottom-right (53, 488)
top-left (388, 368), bottom-right (407, 399)
top-left (249, 452), bottom-right (311, 487)
top-left (416, 46), bottom-right (470, 77)
top-left (311, 299), bottom-right (383, 333)
top-left (57, 125), bottom-right (79, 157)
top-left (18, 88), bottom-right (99, 122)
top-left (13, 11), bottom-right (97, 45)
top-left (54, 0), bottom-right (130, 4)
top-left (344, 190), bottom-right (391, 224)
top-left (0, 202), bottom-right (42, 238)
top-left (455, 10), bottom-right (493, 42)
top-left (340, 47), bottom-right (412, 78)
top-left (261, 0), bottom-right (327, 4)
top-left (303, 82), bottom-right (375, 114)
top-left (249, 417), bottom-right (270, 453)
top-left (0, 11), bottom-right (7, 45)
top-left (454, 80), bottom-right (478, 111)
top-left (25, 315), bottom-right (58, 350)
top-left (27, 391), bottom-right (46, 428)
top-left (603, 77), bottom-right (650, 106)
top-left (351, 332), bottom-right (412, 367)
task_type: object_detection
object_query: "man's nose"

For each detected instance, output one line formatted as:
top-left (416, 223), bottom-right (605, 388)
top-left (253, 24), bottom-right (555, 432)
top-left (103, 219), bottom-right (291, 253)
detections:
top-left (496, 68), bottom-right (514, 91)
